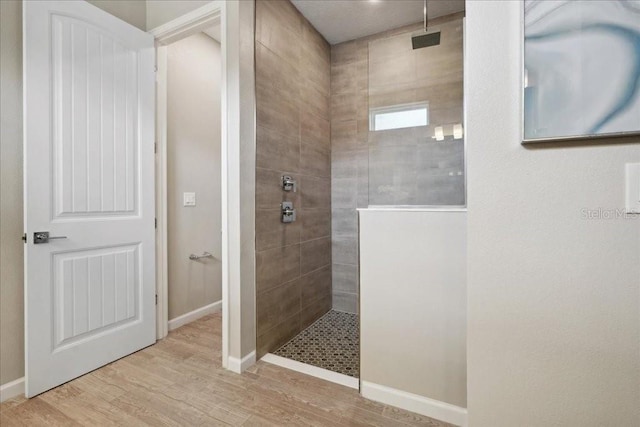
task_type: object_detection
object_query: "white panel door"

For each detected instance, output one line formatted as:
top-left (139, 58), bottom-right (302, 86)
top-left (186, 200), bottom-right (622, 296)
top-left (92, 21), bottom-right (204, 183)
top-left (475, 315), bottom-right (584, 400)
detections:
top-left (24, 1), bottom-right (156, 397)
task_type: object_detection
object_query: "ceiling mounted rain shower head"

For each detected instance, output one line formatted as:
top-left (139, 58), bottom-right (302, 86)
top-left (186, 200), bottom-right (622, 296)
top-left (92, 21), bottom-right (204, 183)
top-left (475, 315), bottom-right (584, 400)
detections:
top-left (412, 0), bottom-right (441, 49)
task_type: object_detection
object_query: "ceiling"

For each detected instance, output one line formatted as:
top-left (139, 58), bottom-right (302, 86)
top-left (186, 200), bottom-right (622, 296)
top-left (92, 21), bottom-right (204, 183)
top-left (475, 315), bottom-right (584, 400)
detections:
top-left (290, 0), bottom-right (465, 45)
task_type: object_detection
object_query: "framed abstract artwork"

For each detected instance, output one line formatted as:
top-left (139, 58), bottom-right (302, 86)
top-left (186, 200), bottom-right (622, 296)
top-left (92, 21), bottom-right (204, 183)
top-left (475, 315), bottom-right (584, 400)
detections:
top-left (522, 0), bottom-right (640, 143)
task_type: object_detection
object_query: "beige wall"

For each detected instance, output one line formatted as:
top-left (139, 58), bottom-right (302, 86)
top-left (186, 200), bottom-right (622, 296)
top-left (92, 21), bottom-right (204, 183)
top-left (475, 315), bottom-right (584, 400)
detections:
top-left (466, 1), bottom-right (640, 426)
top-left (86, 0), bottom-right (146, 30)
top-left (0, 0), bottom-right (25, 387)
top-left (254, 0), bottom-right (332, 357)
top-left (0, 0), bottom-right (146, 387)
top-left (146, 0), bottom-right (210, 31)
top-left (167, 33), bottom-right (222, 320)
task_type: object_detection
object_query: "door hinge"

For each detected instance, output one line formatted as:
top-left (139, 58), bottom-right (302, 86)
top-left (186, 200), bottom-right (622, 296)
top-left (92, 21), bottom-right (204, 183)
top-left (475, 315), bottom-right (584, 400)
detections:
top-left (154, 142), bottom-right (157, 154)
top-left (155, 218), bottom-right (157, 229)
top-left (21, 233), bottom-right (27, 243)
top-left (155, 294), bottom-right (158, 305)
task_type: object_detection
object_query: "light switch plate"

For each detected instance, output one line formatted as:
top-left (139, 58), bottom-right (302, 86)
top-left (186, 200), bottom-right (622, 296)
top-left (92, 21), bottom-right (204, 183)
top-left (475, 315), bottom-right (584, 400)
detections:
top-left (626, 163), bottom-right (640, 214)
top-left (183, 192), bottom-right (196, 207)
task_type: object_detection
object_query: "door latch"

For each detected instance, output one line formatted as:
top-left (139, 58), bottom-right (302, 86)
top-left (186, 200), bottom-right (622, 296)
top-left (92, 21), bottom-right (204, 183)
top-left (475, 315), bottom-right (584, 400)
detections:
top-left (34, 232), bottom-right (68, 244)
top-left (281, 202), bottom-right (296, 223)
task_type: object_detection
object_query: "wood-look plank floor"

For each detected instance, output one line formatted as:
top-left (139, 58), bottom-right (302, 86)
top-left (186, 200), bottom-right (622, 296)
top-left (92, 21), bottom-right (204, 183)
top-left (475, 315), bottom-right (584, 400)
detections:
top-left (0, 313), bottom-right (452, 426)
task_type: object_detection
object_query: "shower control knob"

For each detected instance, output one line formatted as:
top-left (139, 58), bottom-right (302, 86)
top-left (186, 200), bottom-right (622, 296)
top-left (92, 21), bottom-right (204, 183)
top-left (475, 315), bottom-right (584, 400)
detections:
top-left (281, 202), bottom-right (296, 223)
top-left (282, 175), bottom-right (297, 192)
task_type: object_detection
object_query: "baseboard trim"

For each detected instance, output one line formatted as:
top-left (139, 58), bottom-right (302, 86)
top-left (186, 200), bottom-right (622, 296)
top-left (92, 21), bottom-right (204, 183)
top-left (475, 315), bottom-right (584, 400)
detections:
top-left (0, 377), bottom-right (24, 403)
top-left (360, 381), bottom-right (467, 427)
top-left (168, 300), bottom-right (222, 331)
top-left (227, 351), bottom-right (256, 374)
top-left (261, 353), bottom-right (359, 390)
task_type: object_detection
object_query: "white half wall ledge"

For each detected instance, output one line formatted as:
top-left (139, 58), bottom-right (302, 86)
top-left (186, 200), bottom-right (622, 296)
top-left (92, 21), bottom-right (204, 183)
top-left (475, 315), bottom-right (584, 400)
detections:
top-left (227, 351), bottom-right (256, 374)
top-left (261, 353), bottom-right (359, 390)
top-left (168, 300), bottom-right (223, 331)
top-left (360, 381), bottom-right (468, 427)
top-left (0, 377), bottom-right (25, 403)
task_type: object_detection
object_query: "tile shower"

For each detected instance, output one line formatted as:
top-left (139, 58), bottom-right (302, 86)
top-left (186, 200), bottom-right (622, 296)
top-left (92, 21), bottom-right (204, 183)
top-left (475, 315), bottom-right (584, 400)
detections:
top-left (255, 0), bottom-right (465, 378)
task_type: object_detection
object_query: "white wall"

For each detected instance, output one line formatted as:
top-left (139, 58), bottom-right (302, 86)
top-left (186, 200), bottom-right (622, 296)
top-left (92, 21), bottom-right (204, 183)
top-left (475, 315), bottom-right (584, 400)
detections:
top-left (359, 210), bottom-right (467, 424)
top-left (167, 33), bottom-right (222, 320)
top-left (466, 1), bottom-right (640, 426)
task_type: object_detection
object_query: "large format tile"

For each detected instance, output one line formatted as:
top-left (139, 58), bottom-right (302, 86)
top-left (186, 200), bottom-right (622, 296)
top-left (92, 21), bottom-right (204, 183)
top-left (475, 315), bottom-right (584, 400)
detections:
top-left (300, 140), bottom-right (331, 178)
top-left (331, 176), bottom-right (358, 209)
top-left (300, 110), bottom-right (330, 149)
top-left (256, 209), bottom-right (301, 252)
top-left (300, 208), bottom-right (331, 242)
top-left (331, 93), bottom-right (358, 122)
top-left (256, 244), bottom-right (301, 293)
top-left (256, 168), bottom-right (298, 210)
top-left (415, 173), bottom-right (466, 206)
top-left (300, 265), bottom-right (332, 304)
top-left (300, 294), bottom-right (332, 330)
top-left (332, 208), bottom-right (358, 236)
top-left (333, 291), bottom-right (358, 314)
top-left (331, 40), bottom-right (359, 65)
top-left (257, 312), bottom-right (301, 358)
top-left (256, 80), bottom-right (300, 140)
top-left (255, 0), bottom-right (301, 66)
top-left (369, 51), bottom-right (416, 89)
top-left (332, 236), bottom-right (359, 266)
top-left (302, 82), bottom-right (330, 121)
top-left (331, 61), bottom-right (358, 95)
top-left (256, 278), bottom-right (301, 337)
top-left (256, 125), bottom-right (300, 173)
top-left (256, 0), bottom-right (302, 37)
top-left (331, 149), bottom-right (359, 180)
top-left (333, 263), bottom-right (358, 293)
top-left (300, 237), bottom-right (331, 274)
top-left (330, 119), bottom-right (358, 151)
top-left (301, 22), bottom-right (330, 95)
top-left (300, 175), bottom-right (331, 209)
top-left (255, 42), bottom-right (300, 101)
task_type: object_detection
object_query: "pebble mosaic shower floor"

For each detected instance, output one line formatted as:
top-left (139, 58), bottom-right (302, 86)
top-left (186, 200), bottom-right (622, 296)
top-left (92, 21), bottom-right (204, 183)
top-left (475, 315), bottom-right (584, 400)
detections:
top-left (274, 310), bottom-right (359, 377)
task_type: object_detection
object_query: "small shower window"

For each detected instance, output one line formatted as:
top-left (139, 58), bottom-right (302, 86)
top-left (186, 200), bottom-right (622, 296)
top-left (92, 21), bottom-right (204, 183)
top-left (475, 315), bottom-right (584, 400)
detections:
top-left (369, 102), bottom-right (429, 132)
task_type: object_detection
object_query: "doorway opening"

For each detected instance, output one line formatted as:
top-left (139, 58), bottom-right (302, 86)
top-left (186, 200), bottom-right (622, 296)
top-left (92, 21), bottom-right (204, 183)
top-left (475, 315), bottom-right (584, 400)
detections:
top-left (162, 28), bottom-right (223, 339)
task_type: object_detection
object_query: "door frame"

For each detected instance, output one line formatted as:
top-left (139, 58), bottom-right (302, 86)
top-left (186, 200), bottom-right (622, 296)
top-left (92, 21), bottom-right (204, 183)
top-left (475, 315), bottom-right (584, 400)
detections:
top-left (149, 1), bottom-right (257, 372)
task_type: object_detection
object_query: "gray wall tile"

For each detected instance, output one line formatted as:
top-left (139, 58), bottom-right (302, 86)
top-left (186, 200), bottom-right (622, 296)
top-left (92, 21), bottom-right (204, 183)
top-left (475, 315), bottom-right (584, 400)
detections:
top-left (333, 292), bottom-right (358, 314)
top-left (332, 236), bottom-right (358, 266)
top-left (333, 263), bottom-right (358, 293)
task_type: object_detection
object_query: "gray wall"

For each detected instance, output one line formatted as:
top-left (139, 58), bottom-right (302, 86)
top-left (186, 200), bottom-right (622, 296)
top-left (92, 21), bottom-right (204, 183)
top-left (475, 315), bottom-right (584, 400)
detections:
top-left (167, 33), bottom-right (222, 320)
top-left (254, 0), bottom-right (332, 357)
top-left (0, 0), bottom-right (146, 387)
top-left (330, 13), bottom-right (464, 314)
top-left (466, 1), bottom-right (640, 425)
